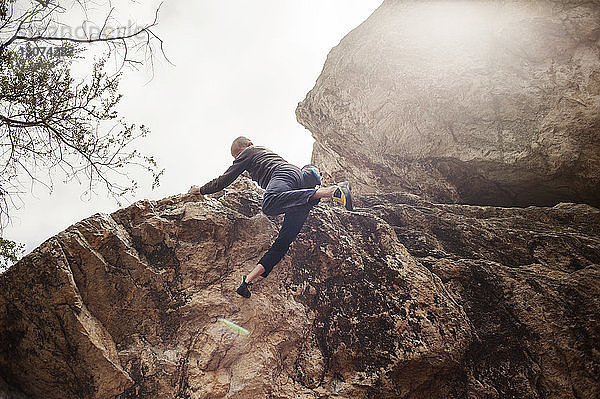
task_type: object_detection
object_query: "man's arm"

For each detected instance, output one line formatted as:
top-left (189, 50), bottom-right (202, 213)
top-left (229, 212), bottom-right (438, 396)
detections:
top-left (199, 151), bottom-right (250, 194)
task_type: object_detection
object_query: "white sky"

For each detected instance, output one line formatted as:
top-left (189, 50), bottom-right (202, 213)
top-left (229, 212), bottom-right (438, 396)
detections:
top-left (4, 0), bottom-right (382, 255)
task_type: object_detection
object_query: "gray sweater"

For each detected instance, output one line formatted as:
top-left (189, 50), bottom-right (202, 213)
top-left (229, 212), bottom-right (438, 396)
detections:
top-left (199, 145), bottom-right (290, 194)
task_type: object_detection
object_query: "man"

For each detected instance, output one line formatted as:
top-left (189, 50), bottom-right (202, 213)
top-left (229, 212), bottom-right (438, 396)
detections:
top-left (189, 136), bottom-right (352, 298)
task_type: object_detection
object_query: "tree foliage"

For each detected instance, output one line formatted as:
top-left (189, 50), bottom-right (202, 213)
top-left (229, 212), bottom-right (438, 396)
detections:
top-left (0, 0), bottom-right (167, 267)
top-left (0, 236), bottom-right (23, 272)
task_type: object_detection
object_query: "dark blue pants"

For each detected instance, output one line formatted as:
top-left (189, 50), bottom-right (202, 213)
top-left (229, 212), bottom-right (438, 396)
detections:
top-left (258, 164), bottom-right (320, 277)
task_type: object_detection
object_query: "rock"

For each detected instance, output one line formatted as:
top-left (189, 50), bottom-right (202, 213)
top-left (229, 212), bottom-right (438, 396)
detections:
top-left (0, 178), bottom-right (598, 398)
top-left (296, 0), bottom-right (600, 207)
top-left (361, 192), bottom-right (600, 398)
top-left (1, 1), bottom-right (600, 397)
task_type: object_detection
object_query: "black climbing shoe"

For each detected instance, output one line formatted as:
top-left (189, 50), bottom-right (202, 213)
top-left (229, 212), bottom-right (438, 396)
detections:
top-left (236, 275), bottom-right (252, 298)
top-left (333, 181), bottom-right (353, 211)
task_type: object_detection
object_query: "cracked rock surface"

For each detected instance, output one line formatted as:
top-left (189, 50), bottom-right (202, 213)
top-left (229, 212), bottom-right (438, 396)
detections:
top-left (0, 178), bottom-right (598, 398)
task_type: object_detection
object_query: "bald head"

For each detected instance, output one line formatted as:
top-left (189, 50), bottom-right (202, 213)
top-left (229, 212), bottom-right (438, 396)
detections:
top-left (231, 136), bottom-right (253, 158)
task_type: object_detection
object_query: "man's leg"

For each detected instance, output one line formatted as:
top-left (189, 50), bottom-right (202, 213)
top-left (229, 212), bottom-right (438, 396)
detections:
top-left (263, 187), bottom-right (319, 216)
top-left (311, 186), bottom-right (337, 199)
top-left (247, 206), bottom-right (311, 283)
top-left (261, 165), bottom-right (319, 216)
top-left (263, 185), bottom-right (340, 214)
top-left (245, 264), bottom-right (265, 284)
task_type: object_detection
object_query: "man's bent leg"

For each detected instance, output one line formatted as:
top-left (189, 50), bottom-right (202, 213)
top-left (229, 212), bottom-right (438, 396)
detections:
top-left (262, 188), bottom-right (318, 216)
top-left (262, 165), bottom-right (321, 216)
top-left (263, 181), bottom-right (338, 216)
top-left (310, 186), bottom-right (337, 200)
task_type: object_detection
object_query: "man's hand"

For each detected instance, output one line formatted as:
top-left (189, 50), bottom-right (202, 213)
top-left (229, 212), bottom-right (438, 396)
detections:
top-left (188, 185), bottom-right (204, 197)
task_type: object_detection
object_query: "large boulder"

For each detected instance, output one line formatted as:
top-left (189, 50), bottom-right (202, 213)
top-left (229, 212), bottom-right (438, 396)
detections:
top-left (0, 178), bottom-right (598, 398)
top-left (296, 0), bottom-right (600, 207)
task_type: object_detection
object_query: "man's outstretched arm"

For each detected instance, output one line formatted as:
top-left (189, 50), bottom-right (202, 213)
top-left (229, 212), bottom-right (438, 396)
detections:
top-left (197, 151), bottom-right (250, 195)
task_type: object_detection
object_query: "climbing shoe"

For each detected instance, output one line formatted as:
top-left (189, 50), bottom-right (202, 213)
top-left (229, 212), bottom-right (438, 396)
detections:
top-left (301, 164), bottom-right (322, 186)
top-left (332, 181), bottom-right (353, 211)
top-left (236, 275), bottom-right (253, 298)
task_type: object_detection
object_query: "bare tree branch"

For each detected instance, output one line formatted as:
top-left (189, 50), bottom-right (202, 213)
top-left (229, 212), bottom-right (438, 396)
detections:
top-left (0, 0), bottom-right (166, 237)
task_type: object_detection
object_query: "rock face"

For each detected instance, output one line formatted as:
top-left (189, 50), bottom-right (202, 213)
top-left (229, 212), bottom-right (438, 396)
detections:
top-left (0, 178), bottom-right (599, 398)
top-left (296, 0), bottom-right (600, 207)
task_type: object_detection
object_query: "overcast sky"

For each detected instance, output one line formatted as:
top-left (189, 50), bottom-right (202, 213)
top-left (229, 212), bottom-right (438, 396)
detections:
top-left (4, 0), bottom-right (382, 256)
